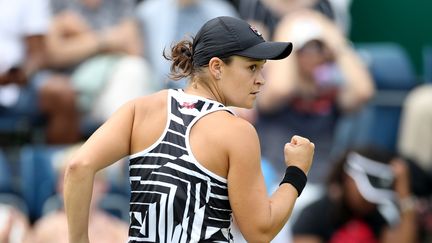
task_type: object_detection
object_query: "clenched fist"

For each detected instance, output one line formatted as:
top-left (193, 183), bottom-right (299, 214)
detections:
top-left (284, 135), bottom-right (315, 174)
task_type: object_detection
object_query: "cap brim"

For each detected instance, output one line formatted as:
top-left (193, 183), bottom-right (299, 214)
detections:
top-left (235, 42), bottom-right (293, 60)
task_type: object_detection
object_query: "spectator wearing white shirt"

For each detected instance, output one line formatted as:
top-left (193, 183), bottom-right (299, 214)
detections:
top-left (0, 0), bottom-right (81, 144)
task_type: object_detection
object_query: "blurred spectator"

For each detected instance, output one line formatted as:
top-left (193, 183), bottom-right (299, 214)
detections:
top-left (398, 84), bottom-right (432, 176)
top-left (230, 0), bottom-right (278, 40)
top-left (255, 9), bottom-right (374, 182)
top-left (0, 0), bottom-right (50, 142)
top-left (261, 0), bottom-right (334, 20)
top-left (30, 145), bottom-right (129, 243)
top-left (292, 146), bottom-right (418, 243)
top-left (232, 0), bottom-right (335, 41)
top-left (42, 0), bottom-right (156, 143)
top-left (397, 84), bottom-right (432, 242)
top-left (0, 204), bottom-right (31, 243)
top-left (135, 0), bottom-right (238, 88)
top-left (0, 0), bottom-right (49, 86)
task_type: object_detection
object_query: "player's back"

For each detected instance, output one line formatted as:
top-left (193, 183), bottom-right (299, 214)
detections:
top-left (127, 89), bottom-right (236, 242)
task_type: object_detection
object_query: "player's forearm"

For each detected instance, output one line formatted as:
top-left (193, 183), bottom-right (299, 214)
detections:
top-left (63, 160), bottom-right (95, 243)
top-left (264, 157), bottom-right (310, 241)
top-left (268, 183), bottom-right (299, 234)
top-left (242, 184), bottom-right (299, 243)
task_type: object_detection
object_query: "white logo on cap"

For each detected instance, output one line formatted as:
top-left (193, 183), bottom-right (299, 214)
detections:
top-left (250, 26), bottom-right (262, 37)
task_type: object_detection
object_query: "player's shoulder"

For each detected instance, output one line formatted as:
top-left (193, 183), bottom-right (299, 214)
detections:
top-left (206, 110), bottom-right (259, 143)
top-left (207, 112), bottom-right (261, 160)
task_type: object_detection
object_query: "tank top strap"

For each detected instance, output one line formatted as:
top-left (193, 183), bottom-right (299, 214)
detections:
top-left (167, 89), bottom-right (234, 133)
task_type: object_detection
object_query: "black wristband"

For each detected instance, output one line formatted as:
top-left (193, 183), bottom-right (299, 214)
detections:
top-left (279, 166), bottom-right (307, 197)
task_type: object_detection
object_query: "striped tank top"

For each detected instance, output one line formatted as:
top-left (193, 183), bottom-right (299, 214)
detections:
top-left (128, 89), bottom-right (234, 242)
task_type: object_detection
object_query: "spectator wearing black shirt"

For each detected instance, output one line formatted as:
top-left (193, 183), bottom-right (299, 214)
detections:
top-left (292, 147), bottom-right (418, 243)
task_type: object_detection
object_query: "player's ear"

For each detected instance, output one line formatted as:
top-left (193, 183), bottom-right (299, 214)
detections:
top-left (208, 57), bottom-right (223, 80)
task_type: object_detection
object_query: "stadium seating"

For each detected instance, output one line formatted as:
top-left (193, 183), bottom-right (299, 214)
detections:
top-left (332, 42), bottom-right (419, 154)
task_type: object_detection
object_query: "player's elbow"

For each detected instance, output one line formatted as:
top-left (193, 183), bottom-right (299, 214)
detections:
top-left (64, 158), bottom-right (94, 182)
top-left (244, 231), bottom-right (273, 243)
top-left (242, 225), bottom-right (277, 243)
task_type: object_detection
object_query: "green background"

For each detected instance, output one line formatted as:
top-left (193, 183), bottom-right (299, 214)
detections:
top-left (350, 0), bottom-right (432, 79)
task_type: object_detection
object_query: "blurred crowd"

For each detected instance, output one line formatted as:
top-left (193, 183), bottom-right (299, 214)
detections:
top-left (1, 0), bottom-right (431, 242)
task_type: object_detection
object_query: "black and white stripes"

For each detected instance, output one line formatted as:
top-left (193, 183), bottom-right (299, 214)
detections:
top-left (128, 89), bottom-right (234, 242)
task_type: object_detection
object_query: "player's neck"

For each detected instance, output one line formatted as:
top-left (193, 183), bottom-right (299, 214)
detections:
top-left (184, 83), bottom-right (224, 104)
